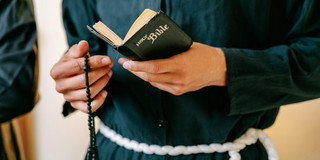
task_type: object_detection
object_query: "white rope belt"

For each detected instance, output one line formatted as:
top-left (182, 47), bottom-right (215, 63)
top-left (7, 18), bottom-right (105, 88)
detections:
top-left (99, 122), bottom-right (278, 160)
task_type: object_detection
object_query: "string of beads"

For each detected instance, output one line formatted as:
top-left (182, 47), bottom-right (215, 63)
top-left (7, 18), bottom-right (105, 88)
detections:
top-left (83, 54), bottom-right (99, 160)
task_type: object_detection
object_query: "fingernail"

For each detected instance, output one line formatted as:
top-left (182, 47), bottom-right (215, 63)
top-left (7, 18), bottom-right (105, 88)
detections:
top-left (102, 57), bottom-right (110, 64)
top-left (78, 40), bottom-right (85, 46)
top-left (102, 92), bottom-right (107, 98)
top-left (123, 62), bottom-right (131, 70)
top-left (118, 58), bottom-right (125, 64)
top-left (108, 71), bottom-right (112, 77)
top-left (109, 63), bottom-right (114, 68)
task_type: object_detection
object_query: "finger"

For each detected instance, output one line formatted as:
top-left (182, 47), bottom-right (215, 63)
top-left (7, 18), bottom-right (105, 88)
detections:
top-left (70, 90), bottom-right (108, 113)
top-left (118, 58), bottom-right (173, 73)
top-left (129, 71), bottom-right (181, 84)
top-left (70, 101), bottom-right (86, 112)
top-left (55, 67), bottom-right (112, 93)
top-left (91, 90), bottom-right (108, 112)
top-left (149, 82), bottom-right (185, 95)
top-left (51, 55), bottom-right (113, 80)
top-left (63, 73), bottom-right (112, 101)
top-left (63, 40), bottom-right (89, 60)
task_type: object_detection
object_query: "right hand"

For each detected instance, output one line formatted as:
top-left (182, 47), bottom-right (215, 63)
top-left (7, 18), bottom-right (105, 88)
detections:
top-left (50, 40), bottom-right (113, 113)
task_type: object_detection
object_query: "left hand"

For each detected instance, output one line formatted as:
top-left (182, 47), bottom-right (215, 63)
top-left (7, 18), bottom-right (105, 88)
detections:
top-left (118, 42), bottom-right (227, 95)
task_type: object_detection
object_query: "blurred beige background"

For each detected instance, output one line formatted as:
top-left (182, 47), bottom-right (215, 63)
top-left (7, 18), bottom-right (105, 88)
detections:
top-left (31, 0), bottom-right (320, 159)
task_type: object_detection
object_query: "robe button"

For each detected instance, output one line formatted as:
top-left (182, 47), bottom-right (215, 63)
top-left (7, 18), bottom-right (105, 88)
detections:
top-left (157, 120), bottom-right (165, 128)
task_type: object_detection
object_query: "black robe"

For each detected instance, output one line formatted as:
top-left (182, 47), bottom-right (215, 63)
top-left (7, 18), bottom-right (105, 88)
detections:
top-left (0, 0), bottom-right (37, 159)
top-left (0, 0), bottom-right (37, 125)
top-left (62, 0), bottom-right (320, 159)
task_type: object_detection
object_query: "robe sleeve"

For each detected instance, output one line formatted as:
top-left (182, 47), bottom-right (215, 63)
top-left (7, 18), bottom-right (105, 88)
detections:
top-left (0, 0), bottom-right (37, 122)
top-left (224, 0), bottom-right (320, 115)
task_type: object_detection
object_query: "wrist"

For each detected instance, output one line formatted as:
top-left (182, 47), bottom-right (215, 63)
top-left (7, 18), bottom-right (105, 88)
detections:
top-left (211, 47), bottom-right (227, 86)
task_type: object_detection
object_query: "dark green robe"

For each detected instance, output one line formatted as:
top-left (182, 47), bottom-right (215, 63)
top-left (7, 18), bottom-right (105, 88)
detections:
top-left (62, 0), bottom-right (320, 159)
top-left (0, 0), bottom-right (37, 159)
top-left (0, 0), bottom-right (37, 124)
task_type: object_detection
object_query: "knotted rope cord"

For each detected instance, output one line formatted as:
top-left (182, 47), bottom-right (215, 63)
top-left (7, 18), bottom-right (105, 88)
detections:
top-left (99, 122), bottom-right (278, 160)
top-left (83, 54), bottom-right (99, 160)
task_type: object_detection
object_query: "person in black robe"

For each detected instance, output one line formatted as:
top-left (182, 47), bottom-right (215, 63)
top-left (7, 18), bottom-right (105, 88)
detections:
top-left (51, 0), bottom-right (320, 159)
top-left (0, 0), bottom-right (37, 159)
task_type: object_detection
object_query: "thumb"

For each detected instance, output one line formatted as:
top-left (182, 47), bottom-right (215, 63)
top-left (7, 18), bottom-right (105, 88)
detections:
top-left (65, 40), bottom-right (89, 59)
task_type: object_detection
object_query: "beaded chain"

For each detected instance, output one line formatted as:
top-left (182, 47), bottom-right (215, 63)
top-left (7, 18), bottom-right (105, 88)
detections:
top-left (83, 54), bottom-right (99, 160)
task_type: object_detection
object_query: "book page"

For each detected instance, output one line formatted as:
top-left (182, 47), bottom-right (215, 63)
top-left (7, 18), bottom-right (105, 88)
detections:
top-left (123, 9), bottom-right (157, 43)
top-left (93, 21), bottom-right (123, 46)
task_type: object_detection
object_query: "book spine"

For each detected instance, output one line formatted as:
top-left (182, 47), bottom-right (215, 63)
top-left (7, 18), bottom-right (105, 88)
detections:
top-left (118, 46), bottom-right (142, 60)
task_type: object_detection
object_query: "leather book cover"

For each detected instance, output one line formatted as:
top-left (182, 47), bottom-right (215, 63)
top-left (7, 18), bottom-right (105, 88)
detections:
top-left (87, 11), bottom-right (193, 61)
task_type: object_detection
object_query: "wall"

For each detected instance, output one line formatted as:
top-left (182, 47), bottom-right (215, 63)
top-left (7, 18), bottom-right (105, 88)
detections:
top-left (32, 0), bottom-right (320, 159)
top-left (33, 0), bottom-right (91, 159)
top-left (265, 99), bottom-right (320, 160)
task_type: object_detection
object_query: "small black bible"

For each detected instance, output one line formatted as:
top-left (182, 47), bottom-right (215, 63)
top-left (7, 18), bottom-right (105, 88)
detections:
top-left (87, 9), bottom-right (193, 61)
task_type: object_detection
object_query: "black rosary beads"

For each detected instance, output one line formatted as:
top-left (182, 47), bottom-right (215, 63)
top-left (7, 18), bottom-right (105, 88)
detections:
top-left (83, 54), bottom-right (99, 160)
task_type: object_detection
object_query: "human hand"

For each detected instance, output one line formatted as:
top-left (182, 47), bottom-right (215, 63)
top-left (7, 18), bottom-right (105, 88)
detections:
top-left (118, 42), bottom-right (226, 95)
top-left (50, 40), bottom-right (113, 113)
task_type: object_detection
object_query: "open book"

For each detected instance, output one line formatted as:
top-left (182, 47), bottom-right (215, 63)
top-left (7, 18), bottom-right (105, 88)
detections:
top-left (87, 9), bottom-right (192, 61)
